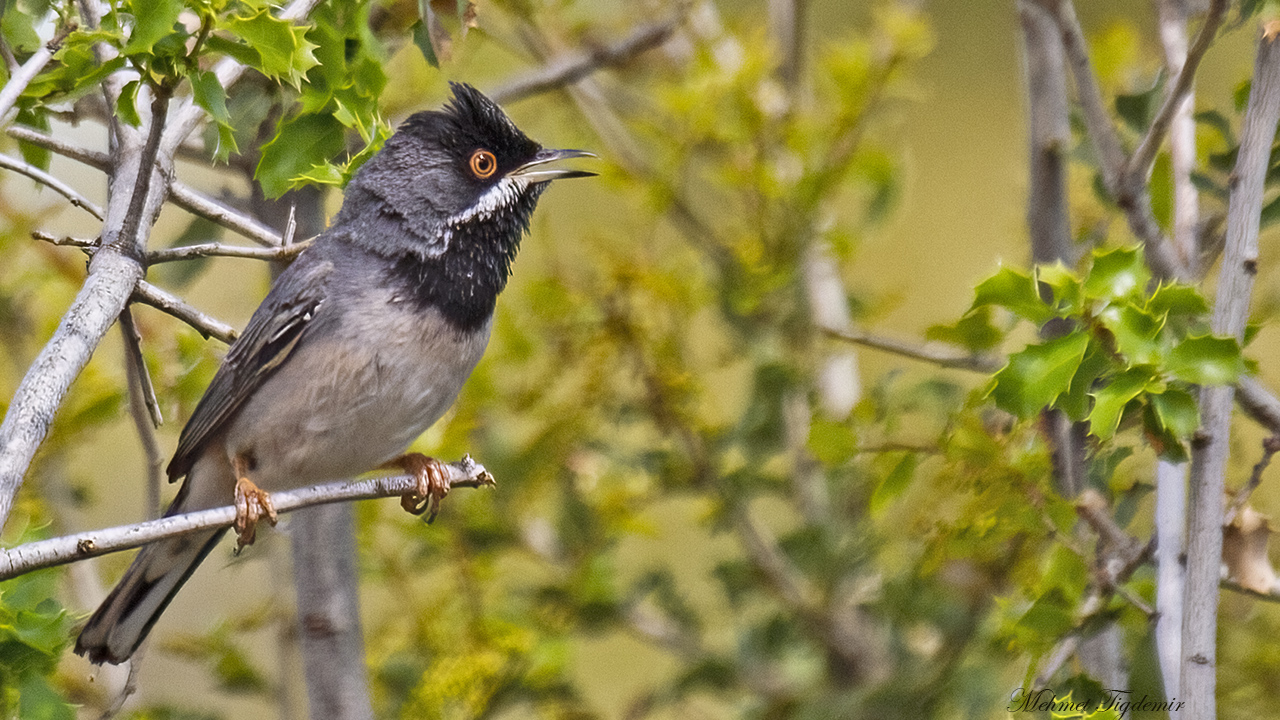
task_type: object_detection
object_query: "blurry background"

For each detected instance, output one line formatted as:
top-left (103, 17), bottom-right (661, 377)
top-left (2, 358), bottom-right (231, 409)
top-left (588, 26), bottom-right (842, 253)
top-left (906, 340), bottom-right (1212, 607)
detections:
top-left (1, 0), bottom-right (1278, 718)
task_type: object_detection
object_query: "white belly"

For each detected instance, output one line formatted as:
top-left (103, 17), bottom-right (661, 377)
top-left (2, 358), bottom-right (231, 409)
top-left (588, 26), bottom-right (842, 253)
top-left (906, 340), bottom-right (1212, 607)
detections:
top-left (223, 297), bottom-right (491, 491)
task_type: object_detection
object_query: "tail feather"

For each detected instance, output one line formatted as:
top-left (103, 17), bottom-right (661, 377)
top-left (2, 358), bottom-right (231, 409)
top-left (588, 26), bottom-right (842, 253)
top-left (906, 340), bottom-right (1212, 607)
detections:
top-left (75, 527), bottom-right (227, 665)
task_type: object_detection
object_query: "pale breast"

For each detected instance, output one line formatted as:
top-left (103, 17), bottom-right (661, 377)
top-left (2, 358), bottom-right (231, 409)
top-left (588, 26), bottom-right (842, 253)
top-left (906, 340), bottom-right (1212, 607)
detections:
top-left (223, 291), bottom-right (491, 492)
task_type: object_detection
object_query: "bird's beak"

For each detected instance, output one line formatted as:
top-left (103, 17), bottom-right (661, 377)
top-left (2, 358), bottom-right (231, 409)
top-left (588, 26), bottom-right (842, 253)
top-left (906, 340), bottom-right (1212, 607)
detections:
top-left (510, 149), bottom-right (598, 181)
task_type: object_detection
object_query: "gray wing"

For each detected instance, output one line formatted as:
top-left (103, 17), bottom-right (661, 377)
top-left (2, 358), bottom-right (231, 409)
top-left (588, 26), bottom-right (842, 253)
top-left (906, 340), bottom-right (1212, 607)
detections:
top-left (166, 253), bottom-right (334, 480)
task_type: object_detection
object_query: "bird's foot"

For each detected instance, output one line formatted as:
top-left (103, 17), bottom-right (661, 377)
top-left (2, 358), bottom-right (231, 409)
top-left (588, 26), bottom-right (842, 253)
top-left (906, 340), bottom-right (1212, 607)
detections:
top-left (383, 453), bottom-right (450, 523)
top-left (233, 476), bottom-right (278, 551)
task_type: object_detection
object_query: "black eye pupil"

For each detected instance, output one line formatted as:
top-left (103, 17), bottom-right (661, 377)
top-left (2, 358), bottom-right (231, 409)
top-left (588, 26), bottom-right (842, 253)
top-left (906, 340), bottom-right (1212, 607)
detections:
top-left (472, 151), bottom-right (496, 177)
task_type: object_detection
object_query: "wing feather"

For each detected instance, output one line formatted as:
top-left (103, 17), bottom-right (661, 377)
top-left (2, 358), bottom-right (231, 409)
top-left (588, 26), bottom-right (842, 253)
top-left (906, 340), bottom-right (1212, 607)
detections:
top-left (166, 254), bottom-right (334, 480)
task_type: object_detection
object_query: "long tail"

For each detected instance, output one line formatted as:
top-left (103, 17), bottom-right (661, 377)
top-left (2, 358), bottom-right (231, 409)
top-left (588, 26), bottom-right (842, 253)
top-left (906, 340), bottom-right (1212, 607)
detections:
top-left (75, 522), bottom-right (227, 665)
top-left (76, 463), bottom-right (233, 666)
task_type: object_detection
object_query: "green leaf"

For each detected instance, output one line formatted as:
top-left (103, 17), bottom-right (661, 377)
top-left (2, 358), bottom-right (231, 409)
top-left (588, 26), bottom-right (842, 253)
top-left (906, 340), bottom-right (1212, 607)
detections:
top-left (116, 79), bottom-right (142, 127)
top-left (808, 419), bottom-right (857, 465)
top-left (204, 33), bottom-right (261, 68)
top-left (971, 265), bottom-right (1053, 325)
top-left (1150, 152), bottom-right (1172, 232)
top-left (1097, 303), bottom-right (1164, 365)
top-left (292, 161), bottom-right (344, 186)
top-left (223, 8), bottom-right (319, 88)
top-left (1084, 246), bottom-right (1150, 301)
top-left (1146, 282), bottom-right (1209, 319)
top-left (123, 0), bottom-right (183, 55)
top-left (1055, 343), bottom-right (1110, 421)
top-left (1260, 193), bottom-right (1280, 230)
top-left (1115, 85), bottom-right (1159, 133)
top-left (1036, 262), bottom-right (1082, 315)
top-left (990, 332), bottom-right (1090, 418)
top-left (411, 20), bottom-right (439, 68)
top-left (189, 70), bottom-right (237, 160)
top-left (1089, 366), bottom-right (1156, 439)
top-left (1, 4), bottom-right (41, 53)
top-left (1016, 589), bottom-right (1074, 638)
top-left (1167, 335), bottom-right (1244, 385)
top-left (926, 306), bottom-right (1003, 351)
top-left (256, 113), bottom-right (345, 197)
top-left (1150, 387), bottom-right (1199, 438)
top-left (870, 452), bottom-right (917, 516)
top-left (1194, 109), bottom-right (1235, 148)
top-left (14, 107), bottom-right (50, 171)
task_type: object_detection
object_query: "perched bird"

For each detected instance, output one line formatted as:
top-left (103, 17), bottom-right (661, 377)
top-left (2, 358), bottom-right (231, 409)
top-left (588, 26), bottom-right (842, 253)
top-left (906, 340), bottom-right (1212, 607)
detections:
top-left (75, 83), bottom-right (595, 665)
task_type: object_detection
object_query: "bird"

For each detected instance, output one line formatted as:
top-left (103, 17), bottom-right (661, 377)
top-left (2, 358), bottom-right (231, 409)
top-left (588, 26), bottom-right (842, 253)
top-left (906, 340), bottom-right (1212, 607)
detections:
top-left (75, 82), bottom-right (595, 665)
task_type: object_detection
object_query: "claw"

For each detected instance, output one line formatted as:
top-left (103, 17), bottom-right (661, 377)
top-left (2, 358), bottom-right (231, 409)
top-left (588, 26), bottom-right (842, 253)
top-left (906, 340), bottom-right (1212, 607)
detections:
top-left (233, 476), bottom-right (277, 551)
top-left (383, 453), bottom-right (450, 523)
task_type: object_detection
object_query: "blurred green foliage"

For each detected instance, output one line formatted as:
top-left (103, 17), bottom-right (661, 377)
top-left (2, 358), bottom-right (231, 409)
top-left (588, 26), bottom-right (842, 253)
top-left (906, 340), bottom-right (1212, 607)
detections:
top-left (1, 0), bottom-right (1278, 719)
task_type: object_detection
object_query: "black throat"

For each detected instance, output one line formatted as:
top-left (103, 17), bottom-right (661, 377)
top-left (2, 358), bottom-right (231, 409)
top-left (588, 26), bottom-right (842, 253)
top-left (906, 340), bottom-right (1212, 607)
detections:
top-left (387, 183), bottom-right (544, 333)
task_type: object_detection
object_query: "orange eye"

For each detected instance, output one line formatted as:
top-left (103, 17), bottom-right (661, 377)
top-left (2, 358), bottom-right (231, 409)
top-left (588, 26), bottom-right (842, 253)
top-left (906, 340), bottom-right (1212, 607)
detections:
top-left (469, 149), bottom-right (497, 179)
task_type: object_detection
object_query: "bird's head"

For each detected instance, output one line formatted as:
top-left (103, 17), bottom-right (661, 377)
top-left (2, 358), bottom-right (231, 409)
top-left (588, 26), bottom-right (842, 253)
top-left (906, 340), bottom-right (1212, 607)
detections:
top-left (341, 82), bottom-right (595, 260)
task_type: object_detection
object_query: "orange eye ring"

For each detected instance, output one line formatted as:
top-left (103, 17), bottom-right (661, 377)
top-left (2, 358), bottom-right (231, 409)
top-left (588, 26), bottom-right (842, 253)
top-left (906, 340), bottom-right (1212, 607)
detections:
top-left (469, 149), bottom-right (497, 179)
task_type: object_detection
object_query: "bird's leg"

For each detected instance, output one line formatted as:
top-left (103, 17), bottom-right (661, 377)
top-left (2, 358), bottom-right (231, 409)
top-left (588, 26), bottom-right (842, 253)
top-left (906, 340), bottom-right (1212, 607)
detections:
top-left (232, 455), bottom-right (277, 550)
top-left (381, 453), bottom-right (450, 523)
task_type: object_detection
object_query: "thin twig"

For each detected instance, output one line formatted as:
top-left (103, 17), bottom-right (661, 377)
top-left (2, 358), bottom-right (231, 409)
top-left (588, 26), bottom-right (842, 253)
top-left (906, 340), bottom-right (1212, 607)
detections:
top-left (490, 17), bottom-right (680, 104)
top-left (131, 280), bottom-right (238, 344)
top-left (1223, 435), bottom-right (1280, 526)
top-left (105, 86), bottom-right (171, 255)
top-left (0, 152), bottom-right (104, 219)
top-left (0, 457), bottom-right (495, 580)
top-left (32, 231), bottom-right (97, 250)
top-left (119, 306), bottom-right (164, 523)
top-left (0, 25), bottom-right (72, 127)
top-left (9, 126), bottom-right (288, 247)
top-left (7, 124), bottom-right (111, 168)
top-left (1127, 0), bottom-right (1227, 187)
top-left (823, 326), bottom-right (1004, 373)
top-left (1035, 0), bottom-right (1188, 281)
top-left (1220, 573), bottom-right (1280, 602)
top-left (169, 182), bottom-right (284, 247)
top-left (1236, 375), bottom-right (1280, 433)
top-left (118, 305), bottom-right (162, 428)
top-left (146, 238), bottom-right (311, 264)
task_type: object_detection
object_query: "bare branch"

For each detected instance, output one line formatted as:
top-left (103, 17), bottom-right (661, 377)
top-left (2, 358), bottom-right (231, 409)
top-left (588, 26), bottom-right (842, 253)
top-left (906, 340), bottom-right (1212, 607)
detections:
top-left (147, 238), bottom-right (311, 264)
top-left (1223, 435), bottom-right (1280, 527)
top-left (1182, 25), bottom-right (1280, 720)
top-left (131, 280), bottom-right (239, 344)
top-left (1221, 574), bottom-right (1280, 602)
top-left (105, 87), bottom-right (171, 255)
top-left (1236, 375), bottom-right (1280, 433)
top-left (1033, 0), bottom-right (1126, 189)
top-left (119, 306), bottom-right (165, 521)
top-left (1128, 0), bottom-right (1227, 189)
top-left (30, 232), bottom-right (97, 254)
top-left (0, 457), bottom-right (495, 580)
top-left (168, 182), bottom-right (285, 247)
top-left (1153, 3), bottom-right (1199, 705)
top-left (1020, 0), bottom-right (1073, 266)
top-left (490, 18), bottom-right (679, 104)
top-left (0, 27), bottom-right (69, 127)
top-left (823, 326), bottom-right (1004, 373)
top-left (1033, 0), bottom-right (1188, 280)
top-left (7, 124), bottom-right (110, 169)
top-left (0, 152), bottom-right (104, 219)
top-left (118, 306), bottom-right (162, 428)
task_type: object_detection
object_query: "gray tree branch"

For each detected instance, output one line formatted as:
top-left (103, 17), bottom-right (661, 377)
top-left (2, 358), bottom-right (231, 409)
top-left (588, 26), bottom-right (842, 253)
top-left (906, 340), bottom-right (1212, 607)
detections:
top-left (0, 0), bottom-right (325, 528)
top-left (0, 458), bottom-right (494, 581)
top-left (1181, 24), bottom-right (1280, 720)
top-left (131, 279), bottom-right (239, 344)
